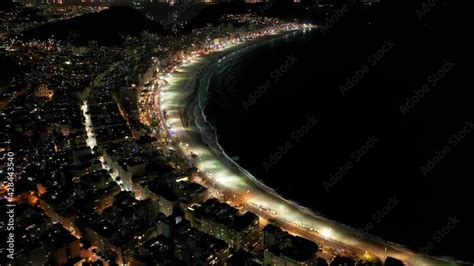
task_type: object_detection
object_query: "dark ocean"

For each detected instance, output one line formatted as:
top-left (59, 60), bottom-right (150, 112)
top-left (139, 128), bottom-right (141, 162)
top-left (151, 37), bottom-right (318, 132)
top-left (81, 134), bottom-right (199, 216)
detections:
top-left (205, 2), bottom-right (472, 262)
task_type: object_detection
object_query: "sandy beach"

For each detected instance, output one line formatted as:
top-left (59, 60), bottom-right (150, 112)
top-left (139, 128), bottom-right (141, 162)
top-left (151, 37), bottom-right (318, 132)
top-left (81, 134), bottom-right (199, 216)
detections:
top-left (155, 28), bottom-right (461, 266)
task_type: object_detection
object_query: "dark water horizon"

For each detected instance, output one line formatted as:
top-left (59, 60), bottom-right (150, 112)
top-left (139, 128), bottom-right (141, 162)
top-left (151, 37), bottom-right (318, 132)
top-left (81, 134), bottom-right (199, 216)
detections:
top-left (204, 6), bottom-right (472, 262)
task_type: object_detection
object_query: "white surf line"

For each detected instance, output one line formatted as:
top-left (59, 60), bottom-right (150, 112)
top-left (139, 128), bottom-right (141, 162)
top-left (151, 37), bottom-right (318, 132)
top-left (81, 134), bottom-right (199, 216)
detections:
top-left (152, 27), bottom-right (459, 266)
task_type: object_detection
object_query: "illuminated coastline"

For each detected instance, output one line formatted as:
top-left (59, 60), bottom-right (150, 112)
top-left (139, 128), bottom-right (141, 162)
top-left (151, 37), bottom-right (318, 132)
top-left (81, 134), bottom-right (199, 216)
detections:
top-left (148, 26), bottom-right (460, 266)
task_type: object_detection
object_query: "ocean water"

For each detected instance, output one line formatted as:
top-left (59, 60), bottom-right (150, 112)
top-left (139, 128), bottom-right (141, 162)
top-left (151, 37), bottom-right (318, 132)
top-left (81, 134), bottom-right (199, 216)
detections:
top-left (203, 18), bottom-right (472, 262)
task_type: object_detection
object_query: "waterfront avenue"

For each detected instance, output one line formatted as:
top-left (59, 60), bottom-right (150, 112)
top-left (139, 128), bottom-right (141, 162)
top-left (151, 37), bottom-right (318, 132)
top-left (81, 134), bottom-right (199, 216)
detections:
top-left (146, 27), bottom-right (459, 266)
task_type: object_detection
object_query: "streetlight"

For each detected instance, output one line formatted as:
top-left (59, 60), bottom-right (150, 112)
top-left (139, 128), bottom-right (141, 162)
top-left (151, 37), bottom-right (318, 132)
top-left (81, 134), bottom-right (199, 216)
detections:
top-left (321, 227), bottom-right (333, 239)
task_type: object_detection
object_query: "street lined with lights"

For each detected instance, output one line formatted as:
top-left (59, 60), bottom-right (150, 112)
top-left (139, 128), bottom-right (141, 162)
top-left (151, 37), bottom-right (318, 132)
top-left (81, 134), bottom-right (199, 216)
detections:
top-left (147, 25), bottom-right (454, 266)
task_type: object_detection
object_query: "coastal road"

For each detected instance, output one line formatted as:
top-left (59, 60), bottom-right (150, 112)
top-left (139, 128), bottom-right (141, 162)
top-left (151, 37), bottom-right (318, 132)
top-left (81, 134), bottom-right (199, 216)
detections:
top-left (151, 30), bottom-right (461, 266)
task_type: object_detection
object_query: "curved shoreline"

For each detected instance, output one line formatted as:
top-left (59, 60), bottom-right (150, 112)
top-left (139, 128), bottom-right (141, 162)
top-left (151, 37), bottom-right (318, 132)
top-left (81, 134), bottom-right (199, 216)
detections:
top-left (154, 28), bottom-right (461, 266)
top-left (192, 34), bottom-right (322, 217)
